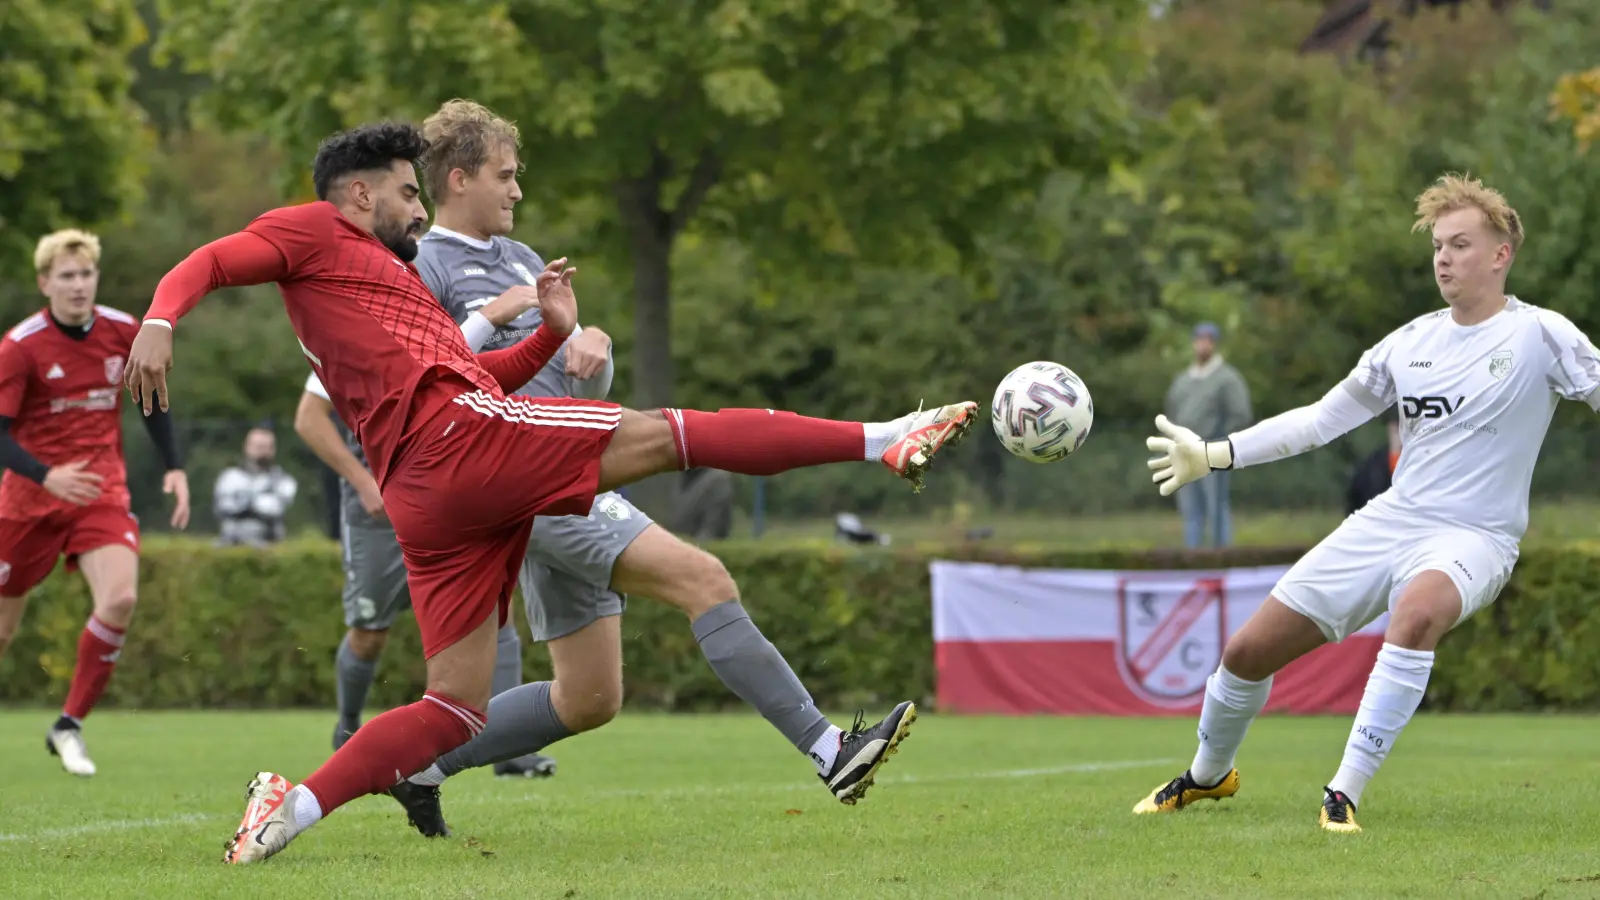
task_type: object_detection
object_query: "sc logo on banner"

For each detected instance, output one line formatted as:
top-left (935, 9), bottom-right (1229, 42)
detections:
top-left (1115, 578), bottom-right (1226, 707)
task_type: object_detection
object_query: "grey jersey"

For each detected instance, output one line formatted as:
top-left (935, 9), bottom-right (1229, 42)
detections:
top-left (414, 227), bottom-right (613, 401)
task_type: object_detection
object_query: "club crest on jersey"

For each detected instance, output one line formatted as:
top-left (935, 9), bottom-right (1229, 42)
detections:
top-left (1115, 576), bottom-right (1226, 706)
top-left (1489, 350), bottom-right (1513, 380)
top-left (512, 262), bottom-right (537, 285)
top-left (597, 496), bottom-right (631, 521)
top-left (104, 356), bottom-right (124, 385)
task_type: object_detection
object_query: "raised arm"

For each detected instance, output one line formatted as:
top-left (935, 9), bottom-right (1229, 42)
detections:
top-left (125, 231), bottom-right (290, 415)
top-left (1148, 332), bottom-right (1396, 496)
top-left (145, 231), bottom-right (290, 327)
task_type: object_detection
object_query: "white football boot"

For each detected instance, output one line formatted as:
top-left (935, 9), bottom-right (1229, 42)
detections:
top-left (223, 772), bottom-right (304, 864)
top-left (879, 401), bottom-right (979, 491)
top-left (46, 726), bottom-right (97, 777)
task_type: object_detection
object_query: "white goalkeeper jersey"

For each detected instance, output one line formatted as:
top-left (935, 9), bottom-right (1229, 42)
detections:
top-left (1340, 296), bottom-right (1600, 542)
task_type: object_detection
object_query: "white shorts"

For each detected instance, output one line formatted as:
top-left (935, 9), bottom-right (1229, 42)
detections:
top-left (1273, 502), bottom-right (1517, 642)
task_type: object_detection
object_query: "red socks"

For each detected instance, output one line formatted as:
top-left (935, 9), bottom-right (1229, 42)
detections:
top-left (663, 409), bottom-right (866, 475)
top-left (62, 616), bottom-right (125, 721)
top-left (301, 690), bottom-right (484, 814)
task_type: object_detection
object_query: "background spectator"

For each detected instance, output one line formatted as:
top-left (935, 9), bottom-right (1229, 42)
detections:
top-left (1164, 322), bottom-right (1253, 548)
top-left (1347, 406), bottom-right (1402, 515)
top-left (213, 426), bottom-right (298, 546)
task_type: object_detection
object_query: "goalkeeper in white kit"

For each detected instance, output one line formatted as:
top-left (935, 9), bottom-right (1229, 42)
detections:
top-left (1135, 174), bottom-right (1600, 833)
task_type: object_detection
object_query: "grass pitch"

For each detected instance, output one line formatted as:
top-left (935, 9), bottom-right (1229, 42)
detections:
top-left (0, 710), bottom-right (1596, 899)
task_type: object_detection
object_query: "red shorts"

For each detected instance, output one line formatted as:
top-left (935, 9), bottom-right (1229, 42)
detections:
top-left (384, 390), bottom-right (622, 657)
top-left (0, 504), bottom-right (141, 597)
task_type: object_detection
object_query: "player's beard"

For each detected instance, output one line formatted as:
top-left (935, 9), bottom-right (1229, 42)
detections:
top-left (375, 210), bottom-right (422, 262)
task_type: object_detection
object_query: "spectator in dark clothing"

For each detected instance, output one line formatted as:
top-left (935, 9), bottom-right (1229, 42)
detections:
top-left (1347, 407), bottom-right (1402, 515)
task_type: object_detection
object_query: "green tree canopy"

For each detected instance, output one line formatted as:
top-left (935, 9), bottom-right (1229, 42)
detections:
top-left (155, 0), bottom-right (1146, 411)
top-left (0, 0), bottom-right (149, 285)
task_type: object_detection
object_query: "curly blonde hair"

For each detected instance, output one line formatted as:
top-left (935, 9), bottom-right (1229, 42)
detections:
top-left (34, 229), bottom-right (101, 275)
top-left (420, 99), bottom-right (521, 202)
top-left (1412, 173), bottom-right (1524, 253)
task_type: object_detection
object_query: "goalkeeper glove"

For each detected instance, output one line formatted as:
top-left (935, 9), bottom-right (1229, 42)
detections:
top-left (1146, 414), bottom-right (1234, 497)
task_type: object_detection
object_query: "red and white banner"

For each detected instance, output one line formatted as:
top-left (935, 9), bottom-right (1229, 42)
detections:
top-left (932, 561), bottom-right (1385, 716)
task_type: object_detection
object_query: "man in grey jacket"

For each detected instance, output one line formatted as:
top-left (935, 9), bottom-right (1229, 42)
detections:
top-left (1163, 322), bottom-right (1252, 548)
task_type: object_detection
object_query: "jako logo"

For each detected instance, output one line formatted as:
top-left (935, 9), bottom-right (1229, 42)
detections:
top-left (1408, 360), bottom-right (1432, 368)
top-left (1401, 395), bottom-right (1465, 419)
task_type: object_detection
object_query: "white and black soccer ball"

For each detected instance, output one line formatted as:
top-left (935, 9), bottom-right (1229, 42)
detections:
top-left (990, 361), bottom-right (1095, 463)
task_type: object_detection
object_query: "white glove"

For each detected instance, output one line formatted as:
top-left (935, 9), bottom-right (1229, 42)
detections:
top-left (1146, 414), bottom-right (1234, 497)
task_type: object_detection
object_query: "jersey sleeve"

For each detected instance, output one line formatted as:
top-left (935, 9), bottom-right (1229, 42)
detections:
top-left (1339, 329), bottom-right (1401, 413)
top-left (1539, 311), bottom-right (1600, 408)
top-left (0, 339), bottom-right (31, 419)
top-left (304, 372), bottom-right (330, 401)
top-left (243, 203), bottom-right (336, 275)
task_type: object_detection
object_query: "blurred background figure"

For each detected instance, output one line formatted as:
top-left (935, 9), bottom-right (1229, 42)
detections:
top-left (1164, 322), bottom-right (1253, 548)
top-left (674, 468), bottom-right (734, 541)
top-left (213, 426), bottom-right (297, 547)
top-left (1346, 406), bottom-right (1402, 516)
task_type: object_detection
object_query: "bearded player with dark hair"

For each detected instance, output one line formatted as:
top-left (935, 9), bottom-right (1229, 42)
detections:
top-left (129, 121), bottom-right (976, 864)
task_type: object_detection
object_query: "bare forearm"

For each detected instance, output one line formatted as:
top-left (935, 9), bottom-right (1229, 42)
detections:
top-left (294, 401), bottom-right (376, 491)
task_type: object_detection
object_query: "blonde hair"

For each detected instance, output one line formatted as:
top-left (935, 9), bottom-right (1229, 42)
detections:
top-left (34, 229), bottom-right (101, 275)
top-left (1412, 173), bottom-right (1524, 253)
top-left (420, 99), bottom-right (521, 202)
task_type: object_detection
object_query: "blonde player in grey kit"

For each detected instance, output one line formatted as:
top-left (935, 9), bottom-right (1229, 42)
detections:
top-left (1135, 174), bottom-right (1600, 833)
top-left (383, 99), bottom-right (918, 837)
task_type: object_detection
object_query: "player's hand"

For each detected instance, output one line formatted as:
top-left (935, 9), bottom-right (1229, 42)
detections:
top-left (126, 323), bottom-right (174, 415)
top-left (481, 285), bottom-right (541, 327)
top-left (566, 327), bottom-right (611, 380)
top-left (1146, 414), bottom-right (1233, 497)
top-left (356, 479), bottom-right (387, 522)
top-left (44, 460), bottom-right (104, 505)
top-left (534, 257), bottom-right (577, 335)
top-left (164, 469), bottom-right (191, 529)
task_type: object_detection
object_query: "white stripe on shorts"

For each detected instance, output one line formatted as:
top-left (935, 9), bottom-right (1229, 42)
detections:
top-left (452, 391), bottom-right (621, 431)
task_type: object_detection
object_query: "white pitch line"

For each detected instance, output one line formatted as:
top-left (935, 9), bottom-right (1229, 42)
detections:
top-left (0, 758), bottom-right (1179, 844)
top-left (0, 812), bottom-right (215, 844)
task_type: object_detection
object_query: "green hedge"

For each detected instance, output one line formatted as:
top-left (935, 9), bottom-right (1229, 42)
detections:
top-left (1, 539), bottom-right (1596, 712)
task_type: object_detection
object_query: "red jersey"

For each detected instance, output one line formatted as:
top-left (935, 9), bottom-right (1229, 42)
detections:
top-left (147, 202), bottom-right (564, 486)
top-left (0, 307), bottom-right (140, 518)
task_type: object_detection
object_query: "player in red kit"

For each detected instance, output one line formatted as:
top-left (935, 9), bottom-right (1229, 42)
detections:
top-left (127, 122), bottom-right (975, 864)
top-left (0, 230), bottom-right (191, 777)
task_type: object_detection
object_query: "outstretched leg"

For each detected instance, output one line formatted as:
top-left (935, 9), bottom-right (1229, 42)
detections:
top-left (597, 403), bottom-right (977, 494)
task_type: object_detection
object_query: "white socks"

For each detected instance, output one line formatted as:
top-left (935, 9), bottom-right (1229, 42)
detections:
top-left (808, 725), bottom-right (843, 775)
top-left (408, 763), bottom-right (447, 787)
top-left (286, 784), bottom-right (323, 834)
top-left (1190, 665), bottom-right (1273, 786)
top-left (862, 417), bottom-right (910, 461)
top-left (1328, 642), bottom-right (1434, 809)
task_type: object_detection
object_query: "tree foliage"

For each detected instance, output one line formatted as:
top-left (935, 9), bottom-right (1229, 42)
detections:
top-left (155, 0), bottom-right (1146, 409)
top-left (0, 0), bottom-right (149, 282)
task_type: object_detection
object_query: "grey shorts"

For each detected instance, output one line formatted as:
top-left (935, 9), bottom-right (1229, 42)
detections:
top-left (341, 522), bottom-right (411, 630)
top-left (519, 492), bottom-right (652, 641)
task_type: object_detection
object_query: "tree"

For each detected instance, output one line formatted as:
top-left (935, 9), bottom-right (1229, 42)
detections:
top-left (1552, 67), bottom-right (1600, 148)
top-left (0, 0), bottom-right (149, 286)
top-left (155, 0), bottom-right (1145, 513)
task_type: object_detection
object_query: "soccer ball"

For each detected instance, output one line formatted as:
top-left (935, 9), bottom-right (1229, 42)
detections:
top-left (990, 361), bottom-right (1095, 463)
